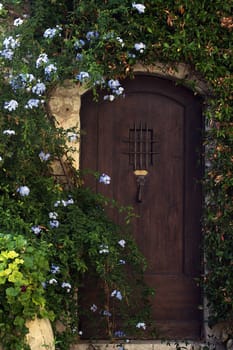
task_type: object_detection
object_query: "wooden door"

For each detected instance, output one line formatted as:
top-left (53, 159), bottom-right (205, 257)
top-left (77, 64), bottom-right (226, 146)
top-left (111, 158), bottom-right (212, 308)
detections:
top-left (80, 75), bottom-right (203, 339)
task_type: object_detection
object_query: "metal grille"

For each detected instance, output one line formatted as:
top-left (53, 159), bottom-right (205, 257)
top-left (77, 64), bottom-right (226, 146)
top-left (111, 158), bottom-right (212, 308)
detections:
top-left (124, 122), bottom-right (157, 170)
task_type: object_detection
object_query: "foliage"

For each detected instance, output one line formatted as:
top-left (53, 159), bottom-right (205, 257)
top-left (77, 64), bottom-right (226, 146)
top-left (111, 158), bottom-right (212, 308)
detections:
top-left (0, 233), bottom-right (53, 349)
top-left (0, 0), bottom-right (232, 348)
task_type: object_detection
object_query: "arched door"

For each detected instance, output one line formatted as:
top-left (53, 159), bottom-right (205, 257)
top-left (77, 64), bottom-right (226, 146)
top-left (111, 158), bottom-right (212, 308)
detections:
top-left (80, 75), bottom-right (203, 339)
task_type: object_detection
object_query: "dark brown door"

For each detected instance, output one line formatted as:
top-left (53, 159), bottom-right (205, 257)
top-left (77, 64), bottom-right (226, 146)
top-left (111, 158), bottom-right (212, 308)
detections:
top-left (80, 75), bottom-right (203, 339)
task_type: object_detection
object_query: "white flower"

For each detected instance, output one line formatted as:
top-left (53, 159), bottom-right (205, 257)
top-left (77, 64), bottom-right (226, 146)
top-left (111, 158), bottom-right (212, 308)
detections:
top-left (61, 282), bottom-right (72, 292)
top-left (25, 99), bottom-right (41, 109)
top-left (39, 151), bottom-right (50, 161)
top-left (32, 82), bottom-right (46, 95)
top-left (0, 156), bottom-right (2, 162)
top-left (134, 42), bottom-right (146, 53)
top-left (136, 322), bottom-right (146, 330)
top-left (90, 304), bottom-right (98, 312)
top-left (31, 226), bottom-right (41, 235)
top-left (118, 239), bottom-right (126, 248)
top-left (49, 211), bottom-right (58, 219)
top-left (111, 290), bottom-right (123, 300)
top-left (4, 99), bottom-right (18, 111)
top-left (36, 53), bottom-right (49, 68)
top-left (76, 71), bottom-right (90, 82)
top-left (99, 173), bottom-right (111, 184)
top-left (3, 129), bottom-right (15, 135)
top-left (14, 18), bottom-right (23, 26)
top-left (49, 278), bottom-right (58, 285)
top-left (49, 220), bottom-right (60, 228)
top-left (0, 3), bottom-right (3, 11)
top-left (119, 259), bottom-right (126, 264)
top-left (17, 186), bottom-right (30, 196)
top-left (132, 3), bottom-right (146, 14)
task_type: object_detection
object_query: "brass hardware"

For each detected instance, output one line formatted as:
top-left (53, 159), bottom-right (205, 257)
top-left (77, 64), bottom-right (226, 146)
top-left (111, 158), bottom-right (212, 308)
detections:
top-left (134, 170), bottom-right (148, 203)
top-left (134, 169), bottom-right (148, 176)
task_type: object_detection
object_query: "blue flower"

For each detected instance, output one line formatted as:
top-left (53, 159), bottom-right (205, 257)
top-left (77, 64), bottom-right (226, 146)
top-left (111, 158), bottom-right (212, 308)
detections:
top-left (61, 282), bottom-right (72, 292)
top-left (44, 63), bottom-right (57, 78)
top-left (111, 290), bottom-right (123, 300)
top-left (76, 71), bottom-right (90, 82)
top-left (99, 173), bottom-right (111, 184)
top-left (17, 186), bottom-right (30, 196)
top-left (90, 304), bottom-right (98, 312)
top-left (49, 220), bottom-right (60, 228)
top-left (76, 53), bottom-right (83, 61)
top-left (3, 36), bottom-right (20, 49)
top-left (108, 79), bottom-right (120, 89)
top-left (114, 330), bottom-right (126, 337)
top-left (4, 99), bottom-right (18, 111)
top-left (43, 25), bottom-right (62, 39)
top-left (32, 81), bottom-right (46, 95)
top-left (132, 3), bottom-right (146, 14)
top-left (31, 226), bottom-right (42, 235)
top-left (36, 53), bottom-right (49, 68)
top-left (25, 99), bottom-right (41, 109)
top-left (0, 48), bottom-right (14, 60)
top-left (136, 322), bottom-right (146, 330)
top-left (86, 31), bottom-right (99, 40)
top-left (118, 239), bottom-right (126, 248)
top-left (13, 18), bottom-right (23, 26)
top-left (49, 211), bottom-right (58, 219)
top-left (51, 264), bottom-right (60, 274)
top-left (134, 42), bottom-right (146, 53)
top-left (74, 39), bottom-right (85, 49)
top-left (39, 151), bottom-right (50, 161)
top-left (10, 73), bottom-right (35, 91)
top-left (103, 310), bottom-right (112, 317)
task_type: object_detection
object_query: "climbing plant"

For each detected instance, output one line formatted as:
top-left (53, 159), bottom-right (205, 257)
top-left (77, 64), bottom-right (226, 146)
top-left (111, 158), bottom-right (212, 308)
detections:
top-left (0, 0), bottom-right (232, 348)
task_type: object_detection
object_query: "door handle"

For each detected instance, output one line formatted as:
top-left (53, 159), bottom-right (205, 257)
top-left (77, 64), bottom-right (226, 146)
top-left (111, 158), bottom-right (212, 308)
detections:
top-left (134, 170), bottom-right (148, 203)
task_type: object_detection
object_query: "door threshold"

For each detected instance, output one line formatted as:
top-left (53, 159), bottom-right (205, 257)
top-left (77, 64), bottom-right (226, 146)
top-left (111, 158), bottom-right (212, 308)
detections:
top-left (71, 340), bottom-right (206, 350)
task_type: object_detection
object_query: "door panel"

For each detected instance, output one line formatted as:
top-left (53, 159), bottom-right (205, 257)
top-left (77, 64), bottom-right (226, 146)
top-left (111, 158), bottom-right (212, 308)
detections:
top-left (80, 75), bottom-right (203, 339)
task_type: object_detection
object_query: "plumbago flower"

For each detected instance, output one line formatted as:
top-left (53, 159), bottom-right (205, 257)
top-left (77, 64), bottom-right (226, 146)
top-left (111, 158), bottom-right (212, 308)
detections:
top-left (99, 173), bottom-right (111, 184)
top-left (4, 99), bottom-right (18, 111)
top-left (17, 186), bottom-right (30, 196)
top-left (39, 151), bottom-right (50, 161)
top-left (32, 81), bottom-right (46, 95)
top-left (134, 42), bottom-right (146, 53)
top-left (136, 322), bottom-right (146, 330)
top-left (132, 3), bottom-right (146, 14)
top-left (43, 25), bottom-right (62, 39)
top-left (13, 18), bottom-right (24, 26)
top-left (111, 289), bottom-right (123, 300)
top-left (36, 53), bottom-right (49, 68)
top-left (76, 71), bottom-right (90, 82)
top-left (25, 98), bottom-right (42, 109)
